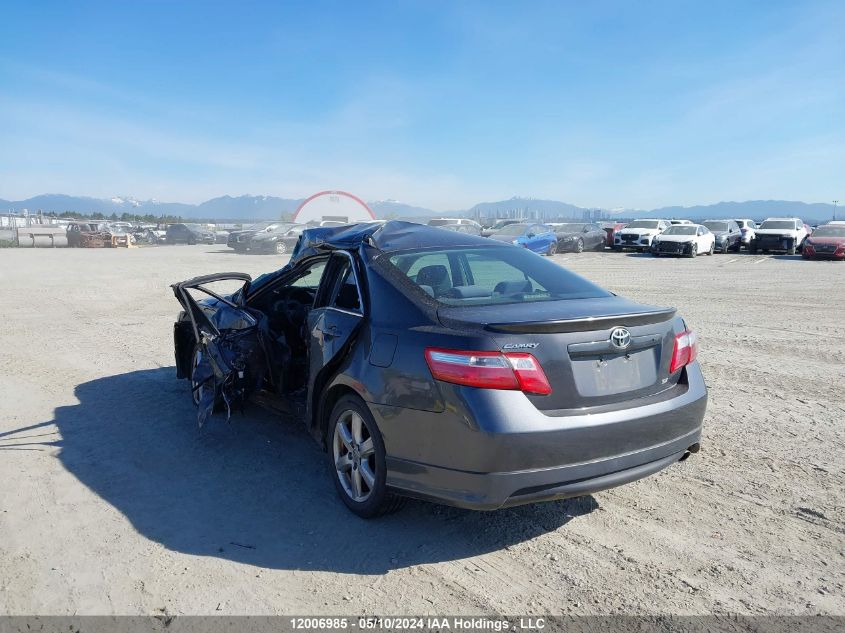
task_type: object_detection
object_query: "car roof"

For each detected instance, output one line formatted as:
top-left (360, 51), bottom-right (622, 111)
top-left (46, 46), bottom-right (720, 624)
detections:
top-left (289, 220), bottom-right (497, 265)
top-left (762, 217), bottom-right (799, 222)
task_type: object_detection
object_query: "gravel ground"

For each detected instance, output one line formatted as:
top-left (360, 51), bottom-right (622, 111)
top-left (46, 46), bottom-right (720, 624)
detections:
top-left (0, 244), bottom-right (843, 616)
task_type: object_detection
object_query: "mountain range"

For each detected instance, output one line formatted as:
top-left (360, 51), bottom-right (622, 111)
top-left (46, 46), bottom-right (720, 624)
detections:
top-left (0, 194), bottom-right (839, 223)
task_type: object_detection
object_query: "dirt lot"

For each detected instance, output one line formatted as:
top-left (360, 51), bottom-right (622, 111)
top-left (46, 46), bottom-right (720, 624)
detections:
top-left (0, 244), bottom-right (843, 616)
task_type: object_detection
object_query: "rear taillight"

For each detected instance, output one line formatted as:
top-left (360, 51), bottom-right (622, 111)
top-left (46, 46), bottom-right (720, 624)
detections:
top-left (670, 329), bottom-right (698, 374)
top-left (424, 348), bottom-right (552, 395)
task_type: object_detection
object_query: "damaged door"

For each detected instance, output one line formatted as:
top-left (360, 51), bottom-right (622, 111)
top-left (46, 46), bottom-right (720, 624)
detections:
top-left (172, 273), bottom-right (266, 427)
top-left (306, 253), bottom-right (366, 426)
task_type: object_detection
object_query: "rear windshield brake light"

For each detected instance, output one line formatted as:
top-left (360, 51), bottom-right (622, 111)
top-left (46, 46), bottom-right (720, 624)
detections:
top-left (424, 348), bottom-right (552, 395)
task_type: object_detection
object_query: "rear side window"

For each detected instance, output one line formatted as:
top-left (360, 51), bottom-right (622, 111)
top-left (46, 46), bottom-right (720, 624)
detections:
top-left (387, 246), bottom-right (610, 306)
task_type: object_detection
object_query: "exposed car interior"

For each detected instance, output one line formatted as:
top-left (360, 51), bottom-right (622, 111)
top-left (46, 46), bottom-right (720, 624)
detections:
top-left (245, 255), bottom-right (361, 397)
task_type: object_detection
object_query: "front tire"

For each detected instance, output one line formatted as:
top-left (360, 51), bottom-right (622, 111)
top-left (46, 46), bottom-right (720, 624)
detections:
top-left (687, 244), bottom-right (698, 258)
top-left (546, 241), bottom-right (558, 256)
top-left (574, 238), bottom-right (584, 253)
top-left (708, 241), bottom-right (715, 256)
top-left (329, 395), bottom-right (405, 518)
top-left (721, 240), bottom-right (729, 254)
top-left (275, 241), bottom-right (288, 255)
top-left (787, 240), bottom-right (796, 255)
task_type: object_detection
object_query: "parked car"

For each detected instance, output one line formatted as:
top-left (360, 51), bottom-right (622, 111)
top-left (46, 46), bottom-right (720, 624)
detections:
top-left (428, 218), bottom-right (483, 236)
top-left (481, 219), bottom-right (520, 237)
top-left (751, 218), bottom-right (809, 254)
top-left (613, 219), bottom-right (671, 252)
top-left (486, 222), bottom-right (558, 255)
top-left (248, 223), bottom-right (307, 254)
top-left (66, 222), bottom-right (111, 248)
top-left (136, 227), bottom-right (167, 244)
top-left (801, 224), bottom-right (845, 260)
top-left (171, 221), bottom-right (706, 517)
top-left (668, 219), bottom-right (693, 225)
top-left (166, 223), bottom-right (214, 245)
top-left (227, 221), bottom-right (281, 251)
top-left (651, 224), bottom-right (716, 257)
top-left (550, 222), bottom-right (605, 253)
top-left (439, 223), bottom-right (485, 236)
top-left (733, 219), bottom-right (758, 249)
top-left (214, 229), bottom-right (230, 244)
top-left (604, 222), bottom-right (628, 247)
top-left (701, 220), bottom-right (742, 253)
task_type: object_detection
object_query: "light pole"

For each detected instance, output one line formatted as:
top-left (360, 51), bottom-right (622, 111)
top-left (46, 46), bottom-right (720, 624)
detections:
top-left (834, 200), bottom-right (838, 221)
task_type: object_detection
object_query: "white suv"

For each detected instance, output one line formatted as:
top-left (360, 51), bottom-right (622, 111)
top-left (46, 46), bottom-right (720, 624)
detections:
top-left (734, 219), bottom-right (758, 249)
top-left (751, 218), bottom-right (809, 255)
top-left (614, 219), bottom-right (672, 252)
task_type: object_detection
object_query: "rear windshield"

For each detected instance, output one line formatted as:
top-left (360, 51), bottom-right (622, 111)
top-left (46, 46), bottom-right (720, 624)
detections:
top-left (663, 226), bottom-right (697, 235)
top-left (387, 246), bottom-right (611, 306)
top-left (812, 226), bottom-right (845, 238)
top-left (626, 220), bottom-right (660, 229)
top-left (760, 220), bottom-right (796, 230)
top-left (702, 222), bottom-right (729, 231)
top-left (554, 224), bottom-right (586, 232)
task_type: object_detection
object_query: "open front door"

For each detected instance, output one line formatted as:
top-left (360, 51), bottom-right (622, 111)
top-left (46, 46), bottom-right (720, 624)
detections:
top-left (171, 273), bottom-right (264, 427)
top-left (305, 253), bottom-right (365, 430)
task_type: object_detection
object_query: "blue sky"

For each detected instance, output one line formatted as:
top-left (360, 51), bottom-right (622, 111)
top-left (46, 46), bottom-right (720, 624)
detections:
top-left (1, 1), bottom-right (842, 210)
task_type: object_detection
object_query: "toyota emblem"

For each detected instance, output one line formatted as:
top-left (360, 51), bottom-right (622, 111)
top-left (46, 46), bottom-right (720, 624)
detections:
top-left (610, 327), bottom-right (631, 350)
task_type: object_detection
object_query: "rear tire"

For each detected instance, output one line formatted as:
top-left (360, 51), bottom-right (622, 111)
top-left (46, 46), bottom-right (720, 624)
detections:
top-left (708, 242), bottom-right (715, 256)
top-left (721, 240), bottom-right (729, 254)
top-left (329, 395), bottom-right (405, 518)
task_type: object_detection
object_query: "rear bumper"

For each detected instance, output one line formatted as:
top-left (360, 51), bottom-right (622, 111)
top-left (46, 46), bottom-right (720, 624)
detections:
top-left (374, 362), bottom-right (707, 510)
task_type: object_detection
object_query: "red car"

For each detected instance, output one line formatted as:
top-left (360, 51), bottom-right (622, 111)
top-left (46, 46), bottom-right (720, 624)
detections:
top-left (604, 222), bottom-right (628, 247)
top-left (802, 224), bottom-right (845, 260)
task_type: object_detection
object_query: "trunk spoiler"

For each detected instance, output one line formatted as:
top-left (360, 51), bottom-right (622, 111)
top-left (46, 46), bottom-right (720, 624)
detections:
top-left (483, 308), bottom-right (677, 334)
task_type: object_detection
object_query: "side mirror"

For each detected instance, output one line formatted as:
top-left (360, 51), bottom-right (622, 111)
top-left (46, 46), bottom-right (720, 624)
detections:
top-left (526, 233), bottom-right (535, 238)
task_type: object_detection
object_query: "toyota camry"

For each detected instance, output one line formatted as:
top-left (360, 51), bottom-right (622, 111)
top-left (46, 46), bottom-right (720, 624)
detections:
top-left (171, 221), bottom-right (707, 517)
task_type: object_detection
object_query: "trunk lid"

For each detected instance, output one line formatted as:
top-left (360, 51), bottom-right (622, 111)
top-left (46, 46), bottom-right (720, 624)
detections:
top-left (437, 296), bottom-right (680, 410)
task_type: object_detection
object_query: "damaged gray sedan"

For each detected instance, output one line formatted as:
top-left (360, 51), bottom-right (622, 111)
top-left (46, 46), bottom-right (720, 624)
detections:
top-left (172, 221), bottom-right (706, 517)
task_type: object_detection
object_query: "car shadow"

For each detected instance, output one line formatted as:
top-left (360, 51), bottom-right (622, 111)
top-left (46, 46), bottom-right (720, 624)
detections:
top-left (20, 368), bottom-right (596, 574)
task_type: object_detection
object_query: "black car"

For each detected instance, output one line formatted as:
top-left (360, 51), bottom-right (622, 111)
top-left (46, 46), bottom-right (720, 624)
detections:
top-left (226, 221), bottom-right (280, 251)
top-left (550, 222), bottom-right (606, 253)
top-left (171, 221), bottom-right (706, 517)
top-left (166, 223), bottom-right (214, 245)
top-left (248, 223), bottom-right (307, 254)
top-left (700, 220), bottom-right (741, 253)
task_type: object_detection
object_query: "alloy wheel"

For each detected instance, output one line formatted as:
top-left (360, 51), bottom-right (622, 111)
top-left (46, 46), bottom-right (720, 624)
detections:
top-left (333, 410), bottom-right (376, 503)
top-left (275, 241), bottom-right (288, 255)
top-left (575, 239), bottom-right (584, 253)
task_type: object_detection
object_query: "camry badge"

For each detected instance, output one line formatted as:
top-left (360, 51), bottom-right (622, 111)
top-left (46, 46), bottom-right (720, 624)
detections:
top-left (609, 327), bottom-right (632, 350)
top-left (502, 342), bottom-right (539, 350)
